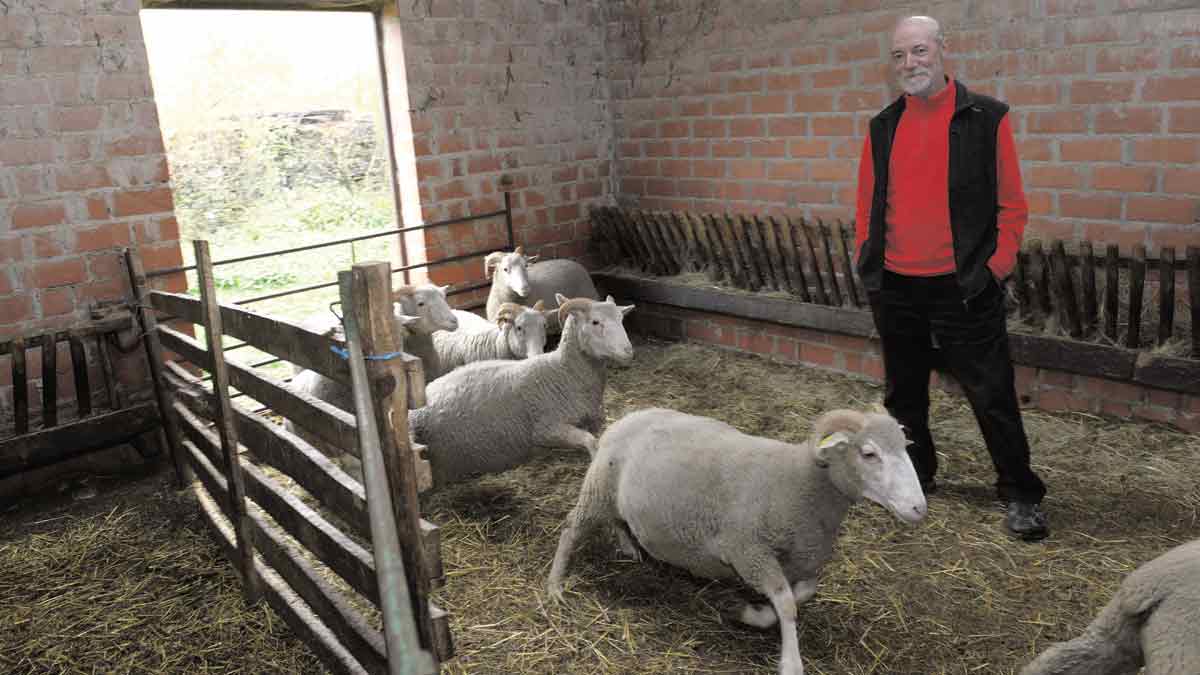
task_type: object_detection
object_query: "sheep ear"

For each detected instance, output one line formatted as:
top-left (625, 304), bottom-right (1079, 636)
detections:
top-left (814, 431), bottom-right (851, 468)
top-left (532, 299), bottom-right (545, 311)
top-left (605, 294), bottom-right (615, 304)
top-left (555, 292), bottom-right (568, 305)
top-left (438, 284), bottom-right (451, 296)
top-left (395, 314), bottom-right (422, 329)
top-left (484, 252), bottom-right (505, 279)
top-left (619, 303), bottom-right (635, 317)
top-left (514, 245), bottom-right (524, 256)
top-left (526, 254), bottom-right (540, 264)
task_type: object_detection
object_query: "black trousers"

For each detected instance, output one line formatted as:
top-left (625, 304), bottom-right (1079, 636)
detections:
top-left (869, 270), bottom-right (1046, 504)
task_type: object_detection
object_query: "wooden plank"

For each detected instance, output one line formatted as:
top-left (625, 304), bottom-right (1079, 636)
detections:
top-left (725, 213), bottom-right (762, 291)
top-left (837, 222), bottom-right (862, 308)
top-left (41, 332), bottom-right (57, 429)
top-left (0, 404), bottom-right (160, 478)
top-left (612, 208), bottom-right (652, 273)
top-left (67, 334), bottom-right (92, 418)
top-left (126, 248), bottom-right (190, 486)
top-left (1013, 253), bottom-right (1031, 322)
top-left (171, 399), bottom-right (227, 471)
top-left (196, 239), bottom-right (261, 603)
top-left (1080, 241), bottom-right (1097, 339)
top-left (1189, 246), bottom-right (1200, 359)
top-left (799, 220), bottom-right (830, 306)
top-left (1127, 244), bottom-right (1146, 349)
top-left (1028, 244), bottom-right (1053, 327)
top-left (595, 272), bottom-right (877, 338)
top-left (654, 211), bottom-right (685, 274)
top-left (245, 501), bottom-right (388, 675)
top-left (688, 213), bottom-right (722, 282)
top-left (429, 604), bottom-right (452, 667)
top-left (630, 210), bottom-right (668, 276)
top-left (780, 217), bottom-right (812, 302)
top-left (1104, 244), bottom-right (1120, 342)
top-left (818, 220), bottom-right (844, 307)
top-left (241, 460), bottom-right (381, 606)
top-left (598, 208), bottom-right (636, 269)
top-left (705, 213), bottom-right (739, 286)
top-left (149, 290), bottom-right (351, 386)
top-left (12, 337), bottom-right (28, 436)
top-left (1132, 353), bottom-right (1200, 395)
top-left (181, 438), bottom-right (234, 522)
top-left (350, 262), bottom-right (439, 662)
top-left (673, 212), bottom-right (701, 273)
top-left (1050, 240), bottom-right (1082, 339)
top-left (96, 334), bottom-right (120, 411)
top-left (190, 483), bottom-right (373, 675)
top-left (163, 360), bottom-right (373, 542)
top-left (158, 324), bottom-right (359, 457)
top-left (0, 310), bottom-right (134, 356)
top-left (736, 214), bottom-right (770, 291)
top-left (714, 213), bottom-right (748, 288)
top-left (1008, 333), bottom-right (1136, 381)
top-left (757, 215), bottom-right (789, 293)
top-left (1157, 247), bottom-right (1175, 346)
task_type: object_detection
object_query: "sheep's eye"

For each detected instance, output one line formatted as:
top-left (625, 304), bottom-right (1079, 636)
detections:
top-left (516, 326), bottom-right (523, 332)
top-left (592, 320), bottom-right (600, 326)
top-left (418, 301), bottom-right (425, 307)
top-left (503, 267), bottom-right (509, 273)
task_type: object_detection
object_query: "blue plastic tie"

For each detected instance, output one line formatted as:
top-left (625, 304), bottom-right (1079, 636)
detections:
top-left (330, 345), bottom-right (406, 362)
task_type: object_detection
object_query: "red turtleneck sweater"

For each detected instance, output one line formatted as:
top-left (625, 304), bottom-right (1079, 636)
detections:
top-left (853, 78), bottom-right (1028, 280)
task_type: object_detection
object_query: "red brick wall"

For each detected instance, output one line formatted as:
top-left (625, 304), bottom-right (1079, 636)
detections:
top-left (607, 2), bottom-right (1199, 251)
top-left (632, 301), bottom-right (1200, 432)
top-left (381, 1), bottom-right (615, 303)
top-left (1, 2), bottom-right (184, 427)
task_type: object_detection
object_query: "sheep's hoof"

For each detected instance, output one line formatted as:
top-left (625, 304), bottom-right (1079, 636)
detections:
top-left (546, 581), bottom-right (566, 604)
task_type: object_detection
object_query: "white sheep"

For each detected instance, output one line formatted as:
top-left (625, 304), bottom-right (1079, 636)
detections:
top-left (1020, 538), bottom-right (1200, 675)
top-left (432, 301), bottom-right (549, 376)
top-left (484, 247), bottom-right (598, 331)
top-left (286, 283), bottom-right (458, 472)
top-left (409, 294), bottom-right (634, 488)
top-left (546, 407), bottom-right (928, 675)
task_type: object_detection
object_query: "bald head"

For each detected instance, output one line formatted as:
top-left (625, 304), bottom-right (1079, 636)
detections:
top-left (891, 15), bottom-right (947, 98)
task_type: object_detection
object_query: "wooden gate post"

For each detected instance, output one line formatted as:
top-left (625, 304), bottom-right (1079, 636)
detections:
top-left (347, 261), bottom-right (438, 661)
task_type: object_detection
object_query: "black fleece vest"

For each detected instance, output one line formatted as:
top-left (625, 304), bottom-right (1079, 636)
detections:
top-left (857, 79), bottom-right (1008, 301)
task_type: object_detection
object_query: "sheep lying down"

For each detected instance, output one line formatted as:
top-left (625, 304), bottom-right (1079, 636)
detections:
top-left (1020, 538), bottom-right (1200, 675)
top-left (547, 407), bottom-right (927, 675)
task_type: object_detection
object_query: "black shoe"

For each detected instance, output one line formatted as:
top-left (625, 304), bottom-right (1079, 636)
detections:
top-left (1005, 502), bottom-right (1049, 541)
top-left (920, 477), bottom-right (937, 495)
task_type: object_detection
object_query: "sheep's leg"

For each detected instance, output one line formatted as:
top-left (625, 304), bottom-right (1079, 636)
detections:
top-left (613, 521), bottom-right (644, 562)
top-left (546, 506), bottom-right (605, 602)
top-left (534, 423), bottom-right (598, 457)
top-left (737, 578), bottom-right (817, 630)
top-left (1019, 596), bottom-right (1142, 675)
top-left (732, 556), bottom-right (805, 675)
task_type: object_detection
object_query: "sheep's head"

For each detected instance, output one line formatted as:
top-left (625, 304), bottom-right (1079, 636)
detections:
top-left (496, 300), bottom-right (548, 358)
top-left (810, 408), bottom-right (926, 524)
top-left (393, 283), bottom-right (458, 335)
top-left (484, 246), bottom-right (539, 298)
top-left (556, 293), bottom-right (635, 365)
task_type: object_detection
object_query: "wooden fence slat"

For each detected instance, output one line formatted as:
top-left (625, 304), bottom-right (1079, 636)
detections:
top-left (12, 337), bottom-right (27, 436)
top-left (41, 332), bottom-right (57, 429)
top-left (350, 262), bottom-right (439, 660)
top-left (1029, 244), bottom-right (1053, 328)
top-left (656, 211), bottom-right (686, 274)
top-left (172, 399), bottom-right (228, 471)
top-left (1051, 240), bottom-right (1083, 339)
top-left (244, 499), bottom-right (389, 675)
top-left (768, 216), bottom-right (802, 298)
top-left (148, 289), bottom-right (351, 386)
top-left (674, 212), bottom-right (701, 273)
top-left (780, 217), bottom-right (812, 303)
top-left (1158, 247), bottom-right (1175, 346)
top-left (818, 221), bottom-right (844, 307)
top-left (800, 220), bottom-right (830, 306)
top-left (837, 222), bottom-right (862, 308)
top-left (1105, 244), bottom-right (1120, 342)
top-left (703, 213), bottom-right (736, 286)
top-left (0, 403), bottom-right (159, 479)
top-left (740, 215), bottom-right (773, 291)
top-left (615, 208), bottom-right (653, 273)
top-left (181, 436), bottom-right (234, 521)
top-left (1189, 246), bottom-right (1200, 359)
top-left (597, 208), bottom-right (632, 269)
top-left (688, 213), bottom-right (721, 282)
top-left (96, 334), bottom-right (119, 411)
top-left (1080, 241), bottom-right (1097, 339)
top-left (68, 334), bottom-right (91, 418)
top-left (631, 210), bottom-right (667, 276)
top-left (729, 213), bottom-right (764, 291)
top-left (196, 239), bottom-right (262, 604)
top-left (1013, 253), bottom-right (1031, 322)
top-left (0, 310), bottom-right (133, 357)
top-left (716, 213), bottom-right (750, 289)
top-left (1127, 244), bottom-right (1147, 349)
top-left (757, 215), bottom-right (789, 292)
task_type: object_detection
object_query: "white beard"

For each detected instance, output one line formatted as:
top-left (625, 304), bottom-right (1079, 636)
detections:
top-left (901, 70), bottom-right (933, 96)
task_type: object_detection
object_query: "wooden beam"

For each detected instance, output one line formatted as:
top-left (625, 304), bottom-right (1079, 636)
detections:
top-left (1104, 244), bottom-right (1120, 342)
top-left (1080, 241), bottom-right (1097, 339)
top-left (68, 334), bottom-right (91, 418)
top-left (1132, 353), bottom-right (1200, 395)
top-left (1008, 333), bottom-right (1136, 381)
top-left (0, 310), bottom-right (133, 357)
top-left (0, 404), bottom-right (160, 478)
top-left (1157, 247), bottom-right (1175, 346)
top-left (149, 289), bottom-right (351, 386)
top-left (1189, 246), bottom-right (1200, 359)
top-left (1127, 244), bottom-right (1146, 349)
top-left (41, 331), bottom-right (57, 429)
top-left (12, 337), bottom-right (27, 436)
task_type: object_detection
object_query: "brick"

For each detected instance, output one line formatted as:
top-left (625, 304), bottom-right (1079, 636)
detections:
top-left (1163, 168), bottom-right (1200, 195)
top-left (750, 140), bottom-right (787, 158)
top-left (1092, 166), bottom-right (1156, 192)
top-left (766, 73), bottom-right (805, 92)
top-left (56, 163), bottom-right (113, 191)
top-left (769, 117), bottom-right (807, 137)
top-left (1006, 81), bottom-right (1061, 106)
top-left (41, 287), bottom-right (75, 317)
top-left (692, 160), bottom-right (724, 178)
top-left (467, 155), bottom-right (500, 174)
top-left (1039, 387), bottom-right (1092, 412)
top-left (800, 343), bottom-right (836, 367)
top-left (1098, 46), bottom-right (1160, 73)
top-left (0, 295), bottom-right (34, 326)
top-left (737, 331), bottom-right (775, 355)
top-left (709, 55), bottom-right (742, 72)
top-left (1126, 197), bottom-right (1197, 224)
top-left (106, 135), bottom-right (164, 157)
top-left (812, 117), bottom-right (854, 136)
top-left (750, 95), bottom-right (788, 115)
top-left (1060, 193), bottom-right (1122, 220)
top-left (694, 119), bottom-right (727, 138)
top-left (1172, 45), bottom-right (1200, 69)
top-left (748, 52), bottom-right (784, 70)
top-left (1070, 80), bottom-right (1136, 105)
top-left (33, 258), bottom-right (86, 288)
top-left (809, 160), bottom-right (854, 182)
top-left (812, 68), bottom-right (851, 89)
top-left (139, 244), bottom-right (184, 273)
top-left (1028, 165), bottom-right (1083, 189)
top-left (1169, 106), bottom-right (1200, 134)
top-left (790, 46), bottom-right (827, 67)
top-left (33, 233), bottom-right (65, 258)
top-left (1026, 110), bottom-right (1087, 134)
top-left (789, 138), bottom-right (831, 158)
top-left (1021, 49), bottom-right (1088, 76)
top-left (1143, 76), bottom-right (1200, 102)
top-left (1026, 190), bottom-right (1054, 216)
top-left (1100, 400), bottom-right (1133, 418)
top-left (835, 37), bottom-right (880, 63)
top-left (680, 100), bottom-right (708, 117)
top-left (1099, 106), bottom-right (1161, 133)
top-left (731, 118), bottom-right (764, 138)
top-left (1133, 405), bottom-right (1177, 425)
top-left (12, 201), bottom-right (67, 230)
top-left (0, 139), bottom-right (55, 167)
top-left (1064, 16), bottom-right (1125, 44)
top-left (1079, 222), bottom-right (1148, 250)
top-left (712, 97), bottom-right (746, 116)
top-left (767, 161), bottom-right (807, 181)
top-left (712, 141), bottom-right (745, 158)
top-left (729, 160), bottom-right (765, 180)
top-left (1059, 138), bottom-right (1123, 163)
top-left (1133, 138), bottom-right (1199, 163)
top-left (727, 74), bottom-right (763, 93)
top-left (660, 159), bottom-right (689, 178)
top-left (76, 222), bottom-right (133, 252)
top-left (1017, 138), bottom-right (1053, 162)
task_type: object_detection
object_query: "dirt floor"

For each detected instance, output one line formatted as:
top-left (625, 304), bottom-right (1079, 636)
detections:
top-left (3, 337), bottom-right (1198, 674)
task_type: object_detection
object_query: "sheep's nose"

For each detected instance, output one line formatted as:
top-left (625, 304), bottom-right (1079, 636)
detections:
top-left (913, 502), bottom-right (927, 518)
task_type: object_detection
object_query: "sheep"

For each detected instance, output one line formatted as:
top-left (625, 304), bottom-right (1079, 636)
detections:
top-left (545, 406), bottom-right (928, 675)
top-left (1020, 538), bottom-right (1200, 675)
top-left (484, 247), bottom-right (598, 331)
top-left (286, 283), bottom-right (458, 473)
top-left (409, 294), bottom-right (634, 488)
top-left (432, 301), bottom-right (549, 375)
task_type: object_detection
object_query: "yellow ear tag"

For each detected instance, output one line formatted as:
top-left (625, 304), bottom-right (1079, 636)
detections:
top-left (818, 432), bottom-right (848, 449)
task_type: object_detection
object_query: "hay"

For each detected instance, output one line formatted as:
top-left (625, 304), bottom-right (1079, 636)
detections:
top-left (2, 339), bottom-right (1197, 674)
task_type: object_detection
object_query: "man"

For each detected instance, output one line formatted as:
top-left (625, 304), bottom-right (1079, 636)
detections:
top-left (854, 16), bottom-right (1048, 540)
